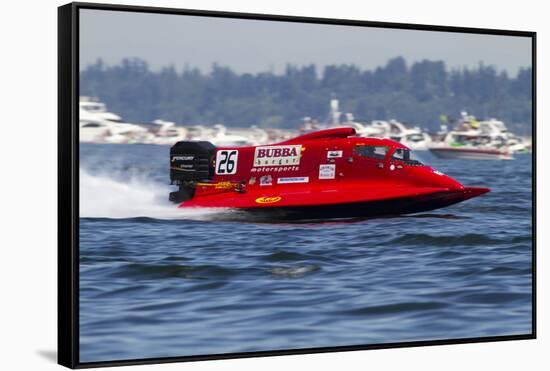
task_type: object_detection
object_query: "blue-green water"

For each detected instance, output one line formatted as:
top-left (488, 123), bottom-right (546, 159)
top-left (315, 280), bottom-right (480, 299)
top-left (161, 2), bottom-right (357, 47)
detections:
top-left (79, 144), bottom-right (533, 363)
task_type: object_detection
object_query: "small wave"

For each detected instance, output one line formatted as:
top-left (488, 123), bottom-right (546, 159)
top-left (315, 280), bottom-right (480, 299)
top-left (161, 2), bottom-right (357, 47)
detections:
top-left (458, 292), bottom-right (530, 305)
top-left (129, 300), bottom-right (190, 313)
top-left (435, 250), bottom-right (466, 258)
top-left (261, 250), bottom-right (334, 263)
top-left (470, 205), bottom-right (531, 214)
top-left (484, 266), bottom-right (532, 276)
top-left (341, 301), bottom-right (449, 316)
top-left (389, 233), bottom-right (504, 247)
top-left (270, 265), bottom-right (320, 277)
top-left (401, 213), bottom-right (466, 220)
top-left (93, 285), bottom-right (146, 298)
top-left (111, 263), bottom-right (239, 280)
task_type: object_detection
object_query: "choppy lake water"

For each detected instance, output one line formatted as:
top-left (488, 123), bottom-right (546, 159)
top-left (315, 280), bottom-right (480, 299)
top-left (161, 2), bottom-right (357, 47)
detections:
top-left (79, 143), bottom-right (533, 363)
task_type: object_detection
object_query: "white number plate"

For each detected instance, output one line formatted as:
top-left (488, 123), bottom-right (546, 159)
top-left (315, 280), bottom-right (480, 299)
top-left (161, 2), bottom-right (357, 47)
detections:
top-left (215, 150), bottom-right (239, 175)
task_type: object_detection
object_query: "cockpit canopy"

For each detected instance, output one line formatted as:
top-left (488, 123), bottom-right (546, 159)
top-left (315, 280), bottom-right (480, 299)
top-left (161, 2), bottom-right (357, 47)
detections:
top-left (390, 148), bottom-right (423, 166)
top-left (354, 144), bottom-right (423, 166)
top-left (353, 145), bottom-right (388, 159)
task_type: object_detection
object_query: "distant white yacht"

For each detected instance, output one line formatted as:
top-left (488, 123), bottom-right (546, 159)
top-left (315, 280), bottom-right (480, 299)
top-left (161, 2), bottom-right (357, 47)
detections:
top-left (79, 97), bottom-right (149, 143)
top-left (208, 124), bottom-right (256, 147)
top-left (428, 112), bottom-right (516, 160)
top-left (144, 120), bottom-right (188, 145)
top-left (369, 120), bottom-right (432, 151)
top-left (185, 124), bottom-right (258, 147)
top-left (319, 99), bottom-right (432, 150)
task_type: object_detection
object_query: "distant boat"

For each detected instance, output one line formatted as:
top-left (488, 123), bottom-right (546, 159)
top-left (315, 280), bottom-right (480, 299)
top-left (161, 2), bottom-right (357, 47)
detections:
top-left (144, 120), bottom-right (188, 145)
top-left (319, 99), bottom-right (432, 150)
top-left (187, 124), bottom-right (256, 147)
top-left (428, 112), bottom-right (515, 160)
top-left (429, 146), bottom-right (513, 160)
top-left (79, 97), bottom-right (149, 144)
top-left (480, 118), bottom-right (529, 153)
top-left (369, 120), bottom-right (432, 151)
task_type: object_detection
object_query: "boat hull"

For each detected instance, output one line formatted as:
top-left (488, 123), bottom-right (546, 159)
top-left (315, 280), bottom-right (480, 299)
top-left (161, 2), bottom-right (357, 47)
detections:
top-left (182, 187), bottom-right (490, 221)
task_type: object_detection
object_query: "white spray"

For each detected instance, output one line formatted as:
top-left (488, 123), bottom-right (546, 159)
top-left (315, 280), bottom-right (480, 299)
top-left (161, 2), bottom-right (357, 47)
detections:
top-left (79, 169), bottom-right (224, 220)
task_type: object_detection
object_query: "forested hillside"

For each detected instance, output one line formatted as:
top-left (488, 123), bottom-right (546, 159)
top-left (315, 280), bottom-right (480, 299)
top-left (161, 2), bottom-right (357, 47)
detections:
top-left (80, 57), bottom-right (532, 134)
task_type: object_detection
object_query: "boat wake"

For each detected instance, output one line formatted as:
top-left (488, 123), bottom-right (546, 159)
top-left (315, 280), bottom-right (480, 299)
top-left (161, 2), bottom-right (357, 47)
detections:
top-left (79, 169), bottom-right (226, 221)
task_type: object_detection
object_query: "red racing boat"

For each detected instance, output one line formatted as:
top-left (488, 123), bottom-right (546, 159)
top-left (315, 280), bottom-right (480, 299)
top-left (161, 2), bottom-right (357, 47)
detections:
top-left (169, 127), bottom-right (489, 220)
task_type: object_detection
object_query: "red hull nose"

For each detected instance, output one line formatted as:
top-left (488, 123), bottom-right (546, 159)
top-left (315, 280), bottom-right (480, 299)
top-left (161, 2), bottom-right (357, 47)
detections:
top-left (462, 187), bottom-right (491, 200)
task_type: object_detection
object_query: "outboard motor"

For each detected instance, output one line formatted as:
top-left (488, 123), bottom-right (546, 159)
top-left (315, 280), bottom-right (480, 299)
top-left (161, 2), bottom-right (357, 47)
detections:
top-left (169, 141), bottom-right (216, 203)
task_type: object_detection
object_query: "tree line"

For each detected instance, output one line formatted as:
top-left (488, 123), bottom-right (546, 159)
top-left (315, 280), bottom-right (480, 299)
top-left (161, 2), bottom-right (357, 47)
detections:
top-left (80, 57), bottom-right (532, 135)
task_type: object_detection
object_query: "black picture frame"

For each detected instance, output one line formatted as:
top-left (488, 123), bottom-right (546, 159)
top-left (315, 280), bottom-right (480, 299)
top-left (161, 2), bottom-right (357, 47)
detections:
top-left (58, 2), bottom-right (537, 368)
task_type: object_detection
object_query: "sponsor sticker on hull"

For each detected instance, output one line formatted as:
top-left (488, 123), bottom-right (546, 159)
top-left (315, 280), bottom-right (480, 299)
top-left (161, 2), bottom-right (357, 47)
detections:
top-left (251, 166), bottom-right (299, 173)
top-left (255, 196), bottom-right (282, 204)
top-left (254, 145), bottom-right (301, 167)
top-left (319, 164), bottom-right (336, 179)
top-left (260, 175), bottom-right (273, 186)
top-left (277, 176), bottom-right (309, 184)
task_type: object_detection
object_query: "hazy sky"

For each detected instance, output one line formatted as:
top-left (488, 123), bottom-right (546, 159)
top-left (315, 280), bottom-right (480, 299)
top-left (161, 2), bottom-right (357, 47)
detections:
top-left (80, 9), bottom-right (532, 76)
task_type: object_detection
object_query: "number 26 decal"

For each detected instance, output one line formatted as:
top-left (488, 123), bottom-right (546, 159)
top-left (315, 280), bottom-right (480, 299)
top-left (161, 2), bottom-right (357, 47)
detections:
top-left (215, 150), bottom-right (238, 175)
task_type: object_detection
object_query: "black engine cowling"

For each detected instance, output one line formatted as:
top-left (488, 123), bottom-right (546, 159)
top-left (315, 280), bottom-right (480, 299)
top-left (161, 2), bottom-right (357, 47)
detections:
top-left (169, 141), bottom-right (216, 203)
